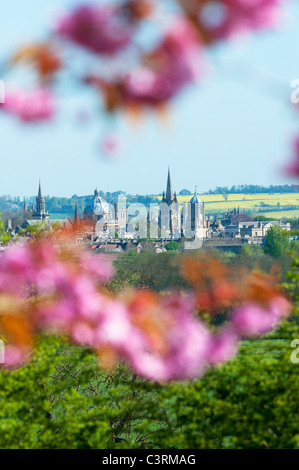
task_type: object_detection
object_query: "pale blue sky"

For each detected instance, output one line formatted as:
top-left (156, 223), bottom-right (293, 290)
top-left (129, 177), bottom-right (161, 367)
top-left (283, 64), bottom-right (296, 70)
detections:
top-left (1, 0), bottom-right (299, 198)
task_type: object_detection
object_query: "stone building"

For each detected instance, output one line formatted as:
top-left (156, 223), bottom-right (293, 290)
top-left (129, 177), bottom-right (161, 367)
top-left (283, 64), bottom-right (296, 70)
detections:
top-left (159, 170), bottom-right (209, 241)
top-left (159, 169), bottom-right (181, 238)
top-left (220, 207), bottom-right (253, 227)
top-left (83, 188), bottom-right (128, 238)
top-left (21, 181), bottom-right (49, 230)
top-left (83, 188), bottom-right (111, 222)
top-left (182, 186), bottom-right (209, 240)
top-left (31, 181), bottom-right (49, 221)
top-left (224, 220), bottom-right (290, 240)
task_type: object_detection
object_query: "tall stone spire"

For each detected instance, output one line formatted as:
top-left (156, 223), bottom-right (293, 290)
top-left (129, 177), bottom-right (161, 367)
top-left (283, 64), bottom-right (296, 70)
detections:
top-left (165, 168), bottom-right (173, 204)
top-left (36, 180), bottom-right (45, 215)
top-left (38, 180), bottom-right (43, 199)
top-left (32, 180), bottom-right (49, 220)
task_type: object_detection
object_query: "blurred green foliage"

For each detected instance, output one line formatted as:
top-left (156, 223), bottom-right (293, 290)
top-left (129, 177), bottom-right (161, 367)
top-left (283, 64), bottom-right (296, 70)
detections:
top-left (0, 337), bottom-right (170, 449)
top-left (0, 213), bottom-right (10, 243)
top-left (264, 226), bottom-right (290, 258)
top-left (0, 315), bottom-right (298, 448)
top-left (165, 241), bottom-right (181, 252)
top-left (110, 250), bottom-right (188, 291)
top-left (1, 228), bottom-right (299, 448)
top-left (152, 320), bottom-right (299, 449)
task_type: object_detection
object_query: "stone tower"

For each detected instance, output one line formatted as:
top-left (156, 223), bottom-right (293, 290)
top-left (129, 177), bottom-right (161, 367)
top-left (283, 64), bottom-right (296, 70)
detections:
top-left (32, 181), bottom-right (49, 220)
top-left (160, 168), bottom-right (181, 238)
top-left (189, 186), bottom-right (205, 234)
top-left (181, 186), bottom-right (206, 240)
top-left (36, 181), bottom-right (45, 215)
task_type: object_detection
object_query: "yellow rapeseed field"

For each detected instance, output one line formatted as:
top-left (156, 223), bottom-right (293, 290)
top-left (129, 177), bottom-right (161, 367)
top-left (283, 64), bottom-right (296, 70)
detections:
top-left (154, 193), bottom-right (299, 218)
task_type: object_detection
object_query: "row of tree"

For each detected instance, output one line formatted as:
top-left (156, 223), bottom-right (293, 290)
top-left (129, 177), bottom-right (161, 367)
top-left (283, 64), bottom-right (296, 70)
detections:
top-left (206, 184), bottom-right (299, 195)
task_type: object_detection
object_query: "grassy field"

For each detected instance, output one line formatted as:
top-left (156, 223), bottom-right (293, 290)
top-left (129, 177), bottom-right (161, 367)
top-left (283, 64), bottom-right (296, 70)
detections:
top-left (259, 209), bottom-right (299, 218)
top-left (156, 193), bottom-right (299, 218)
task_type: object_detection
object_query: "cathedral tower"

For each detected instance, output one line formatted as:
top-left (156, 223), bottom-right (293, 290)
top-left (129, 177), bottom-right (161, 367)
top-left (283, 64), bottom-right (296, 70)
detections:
top-left (160, 169), bottom-right (181, 238)
top-left (32, 181), bottom-right (49, 220)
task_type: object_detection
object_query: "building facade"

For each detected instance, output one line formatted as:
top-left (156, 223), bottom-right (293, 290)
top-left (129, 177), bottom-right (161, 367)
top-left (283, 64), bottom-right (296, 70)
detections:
top-left (159, 170), bottom-right (208, 240)
top-left (83, 188), bottom-right (128, 238)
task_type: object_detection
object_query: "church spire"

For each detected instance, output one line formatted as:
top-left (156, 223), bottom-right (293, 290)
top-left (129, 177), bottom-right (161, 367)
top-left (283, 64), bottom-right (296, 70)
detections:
top-left (166, 167), bottom-right (173, 204)
top-left (38, 179), bottom-right (43, 199)
top-left (33, 179), bottom-right (46, 218)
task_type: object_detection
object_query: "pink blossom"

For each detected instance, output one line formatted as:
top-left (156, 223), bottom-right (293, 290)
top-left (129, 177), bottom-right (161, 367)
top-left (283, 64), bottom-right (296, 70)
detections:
top-left (179, 0), bottom-right (284, 43)
top-left (35, 262), bottom-right (70, 294)
top-left (95, 301), bottom-right (134, 349)
top-left (41, 300), bottom-right (77, 329)
top-left (71, 322), bottom-right (96, 346)
top-left (129, 301), bottom-right (211, 381)
top-left (0, 245), bottom-right (33, 278)
top-left (55, 5), bottom-right (133, 55)
top-left (161, 315), bottom-right (210, 380)
top-left (231, 297), bottom-right (289, 336)
top-left (122, 18), bottom-right (202, 105)
top-left (284, 137), bottom-right (299, 177)
top-left (79, 252), bottom-right (114, 281)
top-left (3, 345), bottom-right (29, 368)
top-left (269, 296), bottom-right (291, 320)
top-left (1, 88), bottom-right (55, 122)
top-left (208, 327), bottom-right (238, 365)
top-left (101, 134), bottom-right (125, 159)
top-left (0, 245), bottom-right (36, 295)
top-left (131, 353), bottom-right (168, 382)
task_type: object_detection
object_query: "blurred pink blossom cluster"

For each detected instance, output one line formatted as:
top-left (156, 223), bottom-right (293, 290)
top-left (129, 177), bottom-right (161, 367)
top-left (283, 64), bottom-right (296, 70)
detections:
top-left (85, 18), bottom-right (203, 110)
top-left (0, 88), bottom-right (55, 122)
top-left (232, 297), bottom-right (290, 336)
top-left (55, 2), bottom-right (149, 55)
top-left (0, 241), bottom-right (113, 366)
top-left (0, 239), bottom-right (290, 381)
top-left (1, 0), bottom-right (288, 125)
top-left (178, 0), bottom-right (284, 44)
top-left (123, 18), bottom-right (202, 106)
top-left (284, 137), bottom-right (299, 177)
top-left (55, 5), bottom-right (131, 55)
